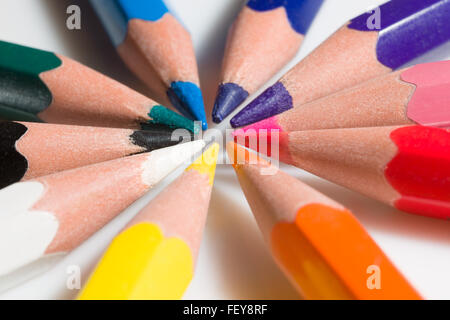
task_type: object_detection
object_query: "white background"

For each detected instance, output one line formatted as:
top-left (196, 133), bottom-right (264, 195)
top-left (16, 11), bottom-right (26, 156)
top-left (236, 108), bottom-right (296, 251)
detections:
top-left (0, 0), bottom-right (450, 300)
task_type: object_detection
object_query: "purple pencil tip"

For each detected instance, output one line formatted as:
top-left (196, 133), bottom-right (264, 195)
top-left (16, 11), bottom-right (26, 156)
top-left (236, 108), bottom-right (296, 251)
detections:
top-left (230, 82), bottom-right (293, 128)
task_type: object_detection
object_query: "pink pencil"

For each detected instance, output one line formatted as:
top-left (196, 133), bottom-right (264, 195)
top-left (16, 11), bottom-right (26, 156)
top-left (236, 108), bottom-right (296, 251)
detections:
top-left (238, 60), bottom-right (450, 133)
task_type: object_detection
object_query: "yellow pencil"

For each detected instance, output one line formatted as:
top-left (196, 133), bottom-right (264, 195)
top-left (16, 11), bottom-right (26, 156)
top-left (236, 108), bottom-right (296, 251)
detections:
top-left (78, 143), bottom-right (219, 300)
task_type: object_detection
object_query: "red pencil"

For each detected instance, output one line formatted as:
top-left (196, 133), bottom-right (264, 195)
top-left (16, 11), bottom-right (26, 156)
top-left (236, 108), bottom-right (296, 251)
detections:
top-left (235, 125), bottom-right (450, 219)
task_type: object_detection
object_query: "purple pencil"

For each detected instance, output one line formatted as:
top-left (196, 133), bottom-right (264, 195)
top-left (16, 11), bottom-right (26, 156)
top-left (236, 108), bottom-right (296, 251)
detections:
top-left (230, 0), bottom-right (450, 128)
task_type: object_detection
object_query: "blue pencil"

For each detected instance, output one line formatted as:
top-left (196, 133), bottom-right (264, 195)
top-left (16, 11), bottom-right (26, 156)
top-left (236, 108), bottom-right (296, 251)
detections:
top-left (212, 0), bottom-right (323, 123)
top-left (90, 0), bottom-right (208, 130)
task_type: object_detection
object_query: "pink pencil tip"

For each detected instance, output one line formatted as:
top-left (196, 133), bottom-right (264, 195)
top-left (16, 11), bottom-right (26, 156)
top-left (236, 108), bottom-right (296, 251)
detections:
top-left (231, 128), bottom-right (243, 137)
top-left (243, 116), bottom-right (283, 133)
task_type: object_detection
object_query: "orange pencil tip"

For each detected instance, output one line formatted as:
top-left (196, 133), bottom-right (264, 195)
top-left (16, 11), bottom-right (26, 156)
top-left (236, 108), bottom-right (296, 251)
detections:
top-left (226, 142), bottom-right (270, 168)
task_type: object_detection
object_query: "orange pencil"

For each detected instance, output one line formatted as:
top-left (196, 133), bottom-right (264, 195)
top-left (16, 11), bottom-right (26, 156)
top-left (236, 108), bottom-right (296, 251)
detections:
top-left (227, 142), bottom-right (421, 300)
top-left (212, 0), bottom-right (323, 123)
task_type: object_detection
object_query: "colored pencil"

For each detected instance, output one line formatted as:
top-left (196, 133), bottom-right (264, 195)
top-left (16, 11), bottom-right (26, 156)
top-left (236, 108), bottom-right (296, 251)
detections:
top-left (90, 0), bottom-right (208, 130)
top-left (238, 60), bottom-right (450, 133)
top-left (0, 140), bottom-right (205, 291)
top-left (230, 0), bottom-right (450, 128)
top-left (79, 143), bottom-right (219, 300)
top-left (0, 40), bottom-right (196, 132)
top-left (227, 143), bottom-right (421, 300)
top-left (0, 120), bottom-right (193, 189)
top-left (212, 0), bottom-right (323, 123)
top-left (234, 125), bottom-right (450, 219)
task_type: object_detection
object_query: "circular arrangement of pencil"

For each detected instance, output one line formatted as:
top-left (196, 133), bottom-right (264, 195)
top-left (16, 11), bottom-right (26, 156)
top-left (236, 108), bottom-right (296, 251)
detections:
top-left (0, 0), bottom-right (449, 300)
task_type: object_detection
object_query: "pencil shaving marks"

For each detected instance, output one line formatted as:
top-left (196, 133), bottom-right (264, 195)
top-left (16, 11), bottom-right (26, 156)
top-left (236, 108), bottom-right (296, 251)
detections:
top-left (0, 182), bottom-right (58, 276)
top-left (120, 15), bottom-right (198, 85)
top-left (16, 123), bottom-right (143, 181)
top-left (39, 55), bottom-right (151, 128)
top-left (222, 7), bottom-right (302, 93)
top-left (230, 24), bottom-right (390, 128)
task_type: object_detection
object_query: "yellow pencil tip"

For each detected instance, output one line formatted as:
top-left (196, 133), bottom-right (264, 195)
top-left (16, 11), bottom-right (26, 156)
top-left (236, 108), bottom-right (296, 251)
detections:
top-left (187, 143), bottom-right (220, 185)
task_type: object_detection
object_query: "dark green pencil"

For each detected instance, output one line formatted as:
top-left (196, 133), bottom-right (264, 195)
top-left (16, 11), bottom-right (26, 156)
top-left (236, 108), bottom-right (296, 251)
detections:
top-left (0, 40), bottom-right (197, 132)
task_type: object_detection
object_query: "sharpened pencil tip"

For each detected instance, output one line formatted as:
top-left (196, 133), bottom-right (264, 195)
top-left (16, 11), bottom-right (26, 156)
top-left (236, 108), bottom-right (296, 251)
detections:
top-left (147, 105), bottom-right (197, 133)
top-left (167, 81), bottom-right (208, 130)
top-left (230, 82), bottom-right (293, 128)
top-left (188, 143), bottom-right (219, 185)
top-left (212, 83), bottom-right (249, 123)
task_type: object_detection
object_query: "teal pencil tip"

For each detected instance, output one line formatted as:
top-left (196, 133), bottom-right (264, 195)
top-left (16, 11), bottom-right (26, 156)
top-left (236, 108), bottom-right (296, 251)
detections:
top-left (147, 105), bottom-right (198, 133)
top-left (167, 81), bottom-right (208, 130)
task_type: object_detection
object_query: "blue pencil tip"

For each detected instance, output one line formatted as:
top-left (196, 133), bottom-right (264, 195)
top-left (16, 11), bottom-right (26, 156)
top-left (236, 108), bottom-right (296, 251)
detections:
top-left (212, 83), bottom-right (249, 124)
top-left (167, 81), bottom-right (208, 130)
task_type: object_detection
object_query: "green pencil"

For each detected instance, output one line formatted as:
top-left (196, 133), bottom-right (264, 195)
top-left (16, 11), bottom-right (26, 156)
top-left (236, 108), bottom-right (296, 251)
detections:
top-left (0, 40), bottom-right (196, 132)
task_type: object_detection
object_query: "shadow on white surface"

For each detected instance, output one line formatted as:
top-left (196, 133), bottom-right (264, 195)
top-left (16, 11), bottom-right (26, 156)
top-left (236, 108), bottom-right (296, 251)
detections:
top-left (204, 171), bottom-right (300, 300)
top-left (42, 0), bottom-right (157, 99)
